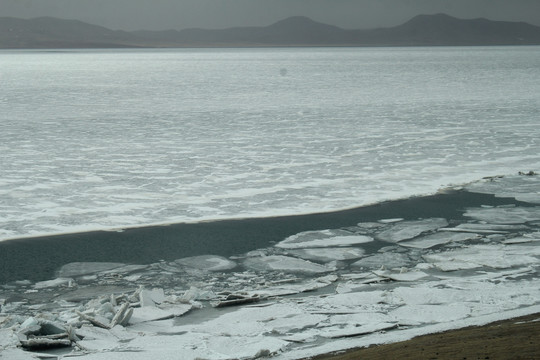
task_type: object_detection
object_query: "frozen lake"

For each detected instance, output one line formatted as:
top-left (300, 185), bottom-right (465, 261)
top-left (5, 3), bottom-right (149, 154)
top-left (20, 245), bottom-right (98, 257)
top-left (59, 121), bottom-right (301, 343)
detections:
top-left (1, 46), bottom-right (540, 241)
top-left (1, 46), bottom-right (540, 359)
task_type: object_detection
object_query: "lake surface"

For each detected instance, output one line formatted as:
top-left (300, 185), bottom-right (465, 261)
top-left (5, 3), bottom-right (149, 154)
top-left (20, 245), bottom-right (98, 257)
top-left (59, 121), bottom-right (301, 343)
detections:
top-left (1, 46), bottom-right (540, 241)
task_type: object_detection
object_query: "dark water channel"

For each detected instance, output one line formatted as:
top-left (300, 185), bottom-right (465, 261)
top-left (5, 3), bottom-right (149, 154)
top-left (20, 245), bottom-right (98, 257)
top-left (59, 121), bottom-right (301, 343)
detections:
top-left (0, 190), bottom-right (528, 284)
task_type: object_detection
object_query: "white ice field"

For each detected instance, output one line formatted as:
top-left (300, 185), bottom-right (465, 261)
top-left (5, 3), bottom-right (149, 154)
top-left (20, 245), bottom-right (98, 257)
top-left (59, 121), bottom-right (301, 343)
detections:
top-left (1, 175), bottom-right (540, 359)
top-left (1, 47), bottom-right (540, 241)
top-left (1, 47), bottom-right (540, 358)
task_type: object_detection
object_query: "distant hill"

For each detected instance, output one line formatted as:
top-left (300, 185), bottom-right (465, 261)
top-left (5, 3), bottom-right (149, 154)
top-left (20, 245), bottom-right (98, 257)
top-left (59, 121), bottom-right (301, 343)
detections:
top-left (377, 13), bottom-right (540, 46)
top-left (2, 14), bottom-right (540, 49)
top-left (0, 17), bottom-right (139, 48)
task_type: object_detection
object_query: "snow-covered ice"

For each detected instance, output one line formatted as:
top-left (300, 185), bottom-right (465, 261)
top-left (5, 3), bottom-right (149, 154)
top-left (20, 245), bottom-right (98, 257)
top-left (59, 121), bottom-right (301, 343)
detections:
top-left (2, 47), bottom-right (540, 243)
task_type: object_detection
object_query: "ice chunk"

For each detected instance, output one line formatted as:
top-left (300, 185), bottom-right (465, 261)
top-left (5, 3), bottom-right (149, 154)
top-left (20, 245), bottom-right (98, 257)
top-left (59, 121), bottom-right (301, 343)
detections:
top-left (276, 229), bottom-right (373, 249)
top-left (318, 322), bottom-right (397, 339)
top-left (19, 317), bottom-right (39, 332)
top-left (244, 255), bottom-right (331, 274)
top-left (503, 232), bottom-right (540, 244)
top-left (372, 269), bottom-right (430, 282)
top-left (248, 275), bottom-right (338, 298)
top-left (139, 288), bottom-right (165, 307)
top-left (390, 285), bottom-right (464, 305)
top-left (375, 218), bottom-right (449, 243)
top-left (307, 312), bottom-right (397, 340)
top-left (34, 277), bottom-right (74, 289)
top-left (301, 291), bottom-right (389, 315)
top-left (174, 255), bottom-right (237, 271)
top-left (110, 303), bottom-right (133, 327)
top-left (378, 218), bottom-right (404, 223)
top-left (58, 262), bottom-right (125, 277)
top-left (206, 335), bottom-right (287, 359)
top-left (179, 303), bottom-right (304, 337)
top-left (263, 313), bottom-right (327, 335)
top-left (180, 286), bottom-right (216, 302)
top-left (399, 232), bottom-right (480, 249)
top-left (211, 294), bottom-right (261, 308)
top-left (130, 307), bottom-right (177, 324)
top-left (464, 206), bottom-right (540, 224)
top-left (287, 247), bottom-right (365, 262)
top-left (352, 252), bottom-right (411, 270)
top-left (451, 223), bottom-right (528, 233)
top-left (118, 333), bottom-right (287, 360)
top-left (357, 222), bottom-right (385, 228)
top-left (0, 329), bottom-right (19, 348)
top-left (325, 312), bottom-right (393, 327)
top-left (335, 275), bottom-right (386, 293)
top-left (424, 244), bottom-right (540, 271)
top-left (75, 325), bottom-right (122, 352)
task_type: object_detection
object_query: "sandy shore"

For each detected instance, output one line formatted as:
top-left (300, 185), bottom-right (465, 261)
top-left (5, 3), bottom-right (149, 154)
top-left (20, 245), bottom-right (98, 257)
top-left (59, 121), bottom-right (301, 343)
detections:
top-left (311, 313), bottom-right (540, 360)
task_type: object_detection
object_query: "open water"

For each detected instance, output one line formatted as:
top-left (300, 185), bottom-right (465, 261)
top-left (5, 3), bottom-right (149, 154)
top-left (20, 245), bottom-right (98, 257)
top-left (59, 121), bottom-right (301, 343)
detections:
top-left (1, 46), bottom-right (540, 242)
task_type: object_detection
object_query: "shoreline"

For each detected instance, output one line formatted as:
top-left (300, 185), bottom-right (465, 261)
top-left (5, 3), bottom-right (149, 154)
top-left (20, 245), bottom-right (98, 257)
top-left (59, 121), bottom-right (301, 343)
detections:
top-left (309, 311), bottom-right (540, 360)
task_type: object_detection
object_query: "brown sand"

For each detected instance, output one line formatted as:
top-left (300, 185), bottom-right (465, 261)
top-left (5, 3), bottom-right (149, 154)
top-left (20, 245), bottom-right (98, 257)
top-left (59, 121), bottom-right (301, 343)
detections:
top-left (309, 313), bottom-right (540, 360)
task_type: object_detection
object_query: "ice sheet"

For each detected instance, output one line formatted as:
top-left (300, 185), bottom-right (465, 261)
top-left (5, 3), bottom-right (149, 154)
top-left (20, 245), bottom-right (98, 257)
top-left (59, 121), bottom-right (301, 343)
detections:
top-left (2, 48), bottom-right (540, 242)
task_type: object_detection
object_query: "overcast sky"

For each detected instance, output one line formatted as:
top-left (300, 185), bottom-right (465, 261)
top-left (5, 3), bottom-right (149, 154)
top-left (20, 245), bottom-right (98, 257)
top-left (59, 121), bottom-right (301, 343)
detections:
top-left (2, 0), bottom-right (540, 31)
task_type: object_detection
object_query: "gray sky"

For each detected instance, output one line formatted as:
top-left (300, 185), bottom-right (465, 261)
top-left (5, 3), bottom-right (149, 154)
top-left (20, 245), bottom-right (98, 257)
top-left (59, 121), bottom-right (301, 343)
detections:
top-left (2, 0), bottom-right (540, 31)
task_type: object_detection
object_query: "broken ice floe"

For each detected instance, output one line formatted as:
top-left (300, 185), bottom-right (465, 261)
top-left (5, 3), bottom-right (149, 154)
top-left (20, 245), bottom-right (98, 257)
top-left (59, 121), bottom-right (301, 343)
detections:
top-left (352, 252), bottom-right (412, 270)
top-left (275, 229), bottom-right (373, 249)
top-left (464, 206), bottom-right (540, 224)
top-left (440, 223), bottom-right (529, 234)
top-left (423, 244), bottom-right (540, 271)
top-left (399, 232), bottom-right (480, 249)
top-left (174, 255), bottom-right (237, 272)
top-left (286, 247), bottom-right (365, 262)
top-left (503, 232), bottom-right (540, 244)
top-left (375, 218), bottom-right (449, 243)
top-left (372, 269), bottom-right (430, 282)
top-left (243, 255), bottom-right (332, 274)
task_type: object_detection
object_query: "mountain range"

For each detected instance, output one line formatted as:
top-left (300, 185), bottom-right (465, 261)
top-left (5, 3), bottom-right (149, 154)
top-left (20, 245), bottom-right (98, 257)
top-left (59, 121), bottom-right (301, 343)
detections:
top-left (2, 13), bottom-right (540, 49)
